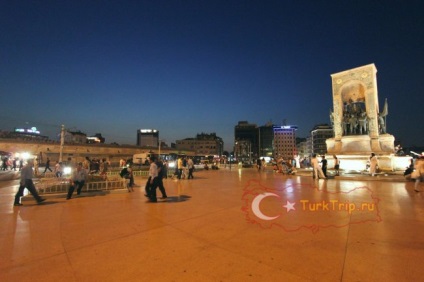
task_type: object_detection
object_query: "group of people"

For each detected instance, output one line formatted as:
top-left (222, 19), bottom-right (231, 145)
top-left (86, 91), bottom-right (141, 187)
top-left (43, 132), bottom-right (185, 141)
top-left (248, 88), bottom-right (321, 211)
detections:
top-left (175, 156), bottom-right (194, 179)
top-left (12, 152), bottom-right (424, 206)
top-left (310, 154), bottom-right (342, 179)
top-left (272, 157), bottom-right (295, 174)
top-left (1, 156), bottom-right (24, 171)
top-left (334, 101), bottom-right (388, 136)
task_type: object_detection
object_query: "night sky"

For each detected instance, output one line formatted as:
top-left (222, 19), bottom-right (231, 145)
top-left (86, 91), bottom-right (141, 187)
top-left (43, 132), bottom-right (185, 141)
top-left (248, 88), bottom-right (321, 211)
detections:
top-left (1, 1), bottom-right (423, 151)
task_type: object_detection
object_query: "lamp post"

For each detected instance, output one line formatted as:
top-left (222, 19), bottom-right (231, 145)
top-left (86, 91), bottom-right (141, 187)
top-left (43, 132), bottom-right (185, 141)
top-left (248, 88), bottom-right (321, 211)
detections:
top-left (158, 139), bottom-right (165, 160)
top-left (158, 140), bottom-right (161, 159)
top-left (59, 124), bottom-right (65, 162)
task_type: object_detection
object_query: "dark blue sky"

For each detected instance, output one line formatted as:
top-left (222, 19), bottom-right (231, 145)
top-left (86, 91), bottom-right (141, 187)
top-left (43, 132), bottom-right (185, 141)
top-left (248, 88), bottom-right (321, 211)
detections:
top-left (1, 1), bottom-right (423, 151)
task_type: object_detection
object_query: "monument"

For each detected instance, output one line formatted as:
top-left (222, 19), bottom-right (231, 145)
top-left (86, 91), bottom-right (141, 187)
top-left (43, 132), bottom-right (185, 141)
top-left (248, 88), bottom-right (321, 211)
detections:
top-left (326, 63), bottom-right (409, 172)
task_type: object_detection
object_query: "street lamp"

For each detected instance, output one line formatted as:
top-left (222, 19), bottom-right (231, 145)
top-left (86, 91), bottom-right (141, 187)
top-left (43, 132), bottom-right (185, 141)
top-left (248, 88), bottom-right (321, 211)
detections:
top-left (158, 139), bottom-right (165, 160)
top-left (59, 124), bottom-right (65, 162)
top-left (158, 140), bottom-right (161, 158)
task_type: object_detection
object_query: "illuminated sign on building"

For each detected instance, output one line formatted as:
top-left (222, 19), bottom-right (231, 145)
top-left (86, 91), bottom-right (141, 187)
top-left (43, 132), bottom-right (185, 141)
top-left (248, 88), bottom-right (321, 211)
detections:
top-left (15, 127), bottom-right (41, 134)
top-left (278, 125), bottom-right (298, 130)
top-left (139, 129), bottom-right (158, 133)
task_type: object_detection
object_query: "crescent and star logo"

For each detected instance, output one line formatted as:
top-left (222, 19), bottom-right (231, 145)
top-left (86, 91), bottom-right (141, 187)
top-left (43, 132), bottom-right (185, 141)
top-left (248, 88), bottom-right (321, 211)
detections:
top-left (251, 192), bottom-right (295, 220)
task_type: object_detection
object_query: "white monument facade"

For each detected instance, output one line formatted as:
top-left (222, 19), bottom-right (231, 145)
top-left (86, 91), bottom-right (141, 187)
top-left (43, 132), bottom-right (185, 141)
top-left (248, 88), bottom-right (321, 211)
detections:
top-left (326, 64), bottom-right (409, 172)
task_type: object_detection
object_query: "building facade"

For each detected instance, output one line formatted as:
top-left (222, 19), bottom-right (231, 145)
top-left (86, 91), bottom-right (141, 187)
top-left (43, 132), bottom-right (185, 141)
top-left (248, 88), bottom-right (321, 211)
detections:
top-left (234, 121), bottom-right (258, 162)
top-left (66, 131), bottom-right (88, 144)
top-left (273, 125), bottom-right (297, 160)
top-left (310, 124), bottom-right (333, 155)
top-left (259, 122), bottom-right (274, 158)
top-left (176, 133), bottom-right (223, 156)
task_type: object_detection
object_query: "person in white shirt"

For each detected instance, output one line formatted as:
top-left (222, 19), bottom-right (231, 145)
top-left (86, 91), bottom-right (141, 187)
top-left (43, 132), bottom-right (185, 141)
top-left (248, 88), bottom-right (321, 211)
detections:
top-left (369, 153), bottom-right (379, 176)
top-left (66, 162), bottom-right (88, 200)
top-left (311, 154), bottom-right (326, 179)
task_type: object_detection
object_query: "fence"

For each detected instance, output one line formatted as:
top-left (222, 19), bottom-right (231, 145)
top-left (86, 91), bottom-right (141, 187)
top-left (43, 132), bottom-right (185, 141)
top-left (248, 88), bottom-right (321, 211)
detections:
top-left (36, 178), bottom-right (126, 194)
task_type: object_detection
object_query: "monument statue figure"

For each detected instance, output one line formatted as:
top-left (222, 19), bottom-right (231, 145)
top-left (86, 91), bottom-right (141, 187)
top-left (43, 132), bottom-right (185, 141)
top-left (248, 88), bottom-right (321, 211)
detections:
top-left (348, 114), bottom-right (358, 135)
top-left (342, 114), bottom-right (349, 136)
top-left (378, 98), bottom-right (388, 134)
top-left (329, 110), bottom-right (334, 127)
top-left (358, 112), bottom-right (368, 135)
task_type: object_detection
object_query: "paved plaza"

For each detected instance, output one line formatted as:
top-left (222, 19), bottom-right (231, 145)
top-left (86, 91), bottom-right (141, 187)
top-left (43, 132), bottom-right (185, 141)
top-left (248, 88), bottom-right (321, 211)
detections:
top-left (1, 168), bottom-right (423, 281)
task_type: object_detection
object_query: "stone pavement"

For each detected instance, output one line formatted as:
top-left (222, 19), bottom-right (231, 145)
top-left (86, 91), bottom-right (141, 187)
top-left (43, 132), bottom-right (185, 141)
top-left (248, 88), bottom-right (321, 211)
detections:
top-left (0, 168), bottom-right (423, 281)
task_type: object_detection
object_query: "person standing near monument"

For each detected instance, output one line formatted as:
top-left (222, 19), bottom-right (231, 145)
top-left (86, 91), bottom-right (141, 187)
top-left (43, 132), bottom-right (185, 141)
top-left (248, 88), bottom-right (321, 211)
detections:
top-left (333, 155), bottom-right (340, 176)
top-left (369, 153), bottom-right (379, 176)
top-left (320, 155), bottom-right (328, 178)
top-left (311, 154), bottom-right (326, 179)
top-left (14, 159), bottom-right (46, 206)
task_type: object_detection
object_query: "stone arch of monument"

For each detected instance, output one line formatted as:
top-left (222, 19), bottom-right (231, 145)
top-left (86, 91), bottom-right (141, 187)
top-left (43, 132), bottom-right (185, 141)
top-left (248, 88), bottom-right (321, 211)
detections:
top-left (341, 81), bottom-right (366, 104)
top-left (327, 63), bottom-right (394, 155)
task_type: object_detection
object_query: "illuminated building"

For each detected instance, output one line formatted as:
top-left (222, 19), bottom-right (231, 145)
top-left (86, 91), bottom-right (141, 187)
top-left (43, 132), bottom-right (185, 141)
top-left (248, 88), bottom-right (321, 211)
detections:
top-left (137, 129), bottom-right (159, 147)
top-left (273, 125), bottom-right (298, 160)
top-left (310, 124), bottom-right (333, 155)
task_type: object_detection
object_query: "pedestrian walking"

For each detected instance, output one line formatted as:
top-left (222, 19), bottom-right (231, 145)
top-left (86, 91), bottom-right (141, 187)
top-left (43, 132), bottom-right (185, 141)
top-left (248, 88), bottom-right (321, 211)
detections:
top-left (14, 159), bottom-right (46, 206)
top-left (156, 158), bottom-right (168, 198)
top-left (146, 156), bottom-right (159, 202)
top-left (12, 158), bottom-right (17, 171)
top-left (2, 157), bottom-right (9, 170)
top-left (43, 157), bottom-right (52, 173)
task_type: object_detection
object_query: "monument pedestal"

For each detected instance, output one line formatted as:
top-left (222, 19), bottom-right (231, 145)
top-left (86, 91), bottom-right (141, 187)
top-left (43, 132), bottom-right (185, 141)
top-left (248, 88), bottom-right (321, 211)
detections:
top-left (325, 134), bottom-right (405, 172)
top-left (325, 154), bottom-right (411, 172)
top-left (326, 134), bottom-right (395, 155)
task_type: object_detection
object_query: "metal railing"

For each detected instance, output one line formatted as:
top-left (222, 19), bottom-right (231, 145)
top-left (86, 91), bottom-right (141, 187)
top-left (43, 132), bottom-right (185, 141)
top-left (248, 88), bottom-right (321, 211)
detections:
top-left (36, 178), bottom-right (126, 194)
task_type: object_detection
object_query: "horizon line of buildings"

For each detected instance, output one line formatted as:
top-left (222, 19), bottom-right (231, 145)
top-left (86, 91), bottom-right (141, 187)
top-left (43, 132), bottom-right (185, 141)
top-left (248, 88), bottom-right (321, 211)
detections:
top-left (1, 122), bottom-right (335, 161)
